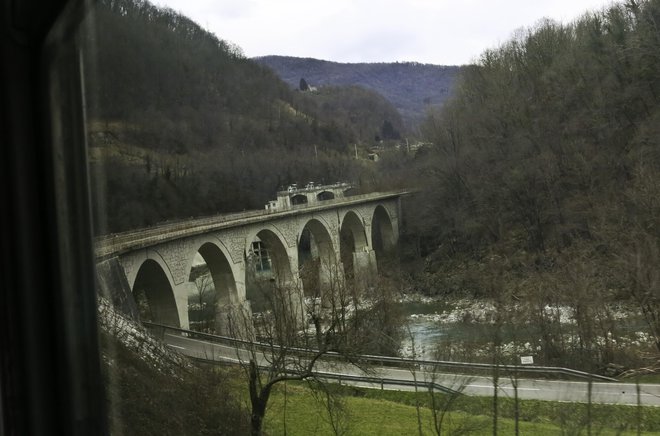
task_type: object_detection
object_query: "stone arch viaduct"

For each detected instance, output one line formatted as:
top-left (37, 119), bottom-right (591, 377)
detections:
top-left (95, 190), bottom-right (407, 333)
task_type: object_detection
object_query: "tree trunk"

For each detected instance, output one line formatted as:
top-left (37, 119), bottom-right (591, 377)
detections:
top-left (249, 360), bottom-right (271, 436)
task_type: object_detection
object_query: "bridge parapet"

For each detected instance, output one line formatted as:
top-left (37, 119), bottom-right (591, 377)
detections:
top-left (266, 182), bottom-right (353, 210)
top-left (276, 182), bottom-right (352, 197)
top-left (95, 190), bottom-right (409, 259)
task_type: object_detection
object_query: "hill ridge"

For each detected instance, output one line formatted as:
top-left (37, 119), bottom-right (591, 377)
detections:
top-left (255, 55), bottom-right (461, 129)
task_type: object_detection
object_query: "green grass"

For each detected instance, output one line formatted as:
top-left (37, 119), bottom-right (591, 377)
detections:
top-left (261, 382), bottom-right (660, 435)
top-left (625, 373), bottom-right (660, 384)
top-left (352, 386), bottom-right (660, 432)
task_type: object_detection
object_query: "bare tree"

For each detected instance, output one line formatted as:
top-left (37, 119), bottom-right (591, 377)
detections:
top-left (227, 265), bottom-right (379, 436)
top-left (426, 371), bottom-right (476, 436)
top-left (188, 266), bottom-right (217, 332)
top-left (307, 379), bottom-right (351, 436)
top-left (403, 310), bottom-right (477, 436)
top-left (403, 325), bottom-right (425, 436)
top-left (624, 234), bottom-right (660, 353)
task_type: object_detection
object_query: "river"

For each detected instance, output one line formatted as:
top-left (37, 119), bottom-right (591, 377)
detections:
top-left (397, 296), bottom-right (650, 363)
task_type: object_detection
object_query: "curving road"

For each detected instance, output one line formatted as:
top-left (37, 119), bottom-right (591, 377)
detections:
top-left (163, 333), bottom-right (660, 407)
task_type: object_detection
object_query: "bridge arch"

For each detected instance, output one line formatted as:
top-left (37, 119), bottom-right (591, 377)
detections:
top-left (339, 210), bottom-right (368, 279)
top-left (316, 191), bottom-right (335, 201)
top-left (297, 218), bottom-right (336, 296)
top-left (291, 194), bottom-right (308, 206)
top-left (371, 205), bottom-right (397, 270)
top-left (132, 258), bottom-right (180, 327)
top-left (186, 240), bottom-right (238, 333)
top-left (245, 226), bottom-right (295, 311)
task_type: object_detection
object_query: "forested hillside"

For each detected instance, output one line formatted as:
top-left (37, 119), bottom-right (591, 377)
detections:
top-left (256, 56), bottom-right (460, 129)
top-left (80, 0), bottom-right (660, 376)
top-left (294, 85), bottom-right (405, 142)
top-left (402, 0), bottom-right (660, 362)
top-left (83, 0), bottom-right (404, 233)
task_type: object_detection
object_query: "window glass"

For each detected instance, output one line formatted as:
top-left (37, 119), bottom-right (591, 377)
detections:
top-left (79, 0), bottom-right (660, 434)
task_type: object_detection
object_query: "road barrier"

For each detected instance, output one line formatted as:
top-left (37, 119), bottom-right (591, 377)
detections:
top-left (143, 322), bottom-right (618, 382)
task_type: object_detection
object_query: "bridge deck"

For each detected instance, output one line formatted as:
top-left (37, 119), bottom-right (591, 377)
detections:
top-left (94, 190), bottom-right (408, 259)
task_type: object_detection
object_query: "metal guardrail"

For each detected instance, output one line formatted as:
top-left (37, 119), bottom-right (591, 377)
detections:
top-left (94, 189), bottom-right (409, 259)
top-left (312, 371), bottom-right (463, 395)
top-left (143, 322), bottom-right (618, 382)
top-left (187, 353), bottom-right (463, 395)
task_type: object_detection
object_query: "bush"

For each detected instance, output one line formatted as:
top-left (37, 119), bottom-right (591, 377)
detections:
top-left (100, 332), bottom-right (249, 435)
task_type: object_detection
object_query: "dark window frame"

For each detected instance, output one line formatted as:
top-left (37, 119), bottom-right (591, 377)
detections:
top-left (0, 0), bottom-right (107, 434)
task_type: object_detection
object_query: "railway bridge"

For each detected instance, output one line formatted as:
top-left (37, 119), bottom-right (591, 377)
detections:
top-left (95, 185), bottom-right (407, 333)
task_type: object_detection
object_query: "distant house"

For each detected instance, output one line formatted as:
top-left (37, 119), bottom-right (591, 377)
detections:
top-left (299, 77), bottom-right (317, 92)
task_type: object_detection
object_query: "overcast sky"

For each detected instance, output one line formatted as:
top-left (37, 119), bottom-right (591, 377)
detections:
top-left (156, 0), bottom-right (615, 65)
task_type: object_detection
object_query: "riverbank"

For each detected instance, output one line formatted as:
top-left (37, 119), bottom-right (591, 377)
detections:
top-left (397, 293), bottom-right (657, 375)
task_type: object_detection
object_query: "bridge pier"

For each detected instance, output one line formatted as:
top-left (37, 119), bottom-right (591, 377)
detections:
top-left (352, 248), bottom-right (378, 288)
top-left (215, 301), bottom-right (252, 337)
top-left (279, 275), bottom-right (306, 328)
top-left (173, 282), bottom-right (194, 329)
top-left (96, 257), bottom-right (140, 320)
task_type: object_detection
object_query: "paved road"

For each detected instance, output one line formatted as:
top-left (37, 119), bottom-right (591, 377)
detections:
top-left (164, 333), bottom-right (660, 407)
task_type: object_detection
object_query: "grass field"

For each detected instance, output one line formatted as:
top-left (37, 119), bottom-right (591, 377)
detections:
top-left (261, 382), bottom-right (660, 435)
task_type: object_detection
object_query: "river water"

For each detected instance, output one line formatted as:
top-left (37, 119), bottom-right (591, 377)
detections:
top-left (402, 314), bottom-right (448, 359)
top-left (397, 296), bottom-right (649, 363)
top-left (398, 298), bottom-right (463, 360)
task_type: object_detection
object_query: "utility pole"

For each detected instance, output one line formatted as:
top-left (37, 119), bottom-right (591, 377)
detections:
top-left (354, 143), bottom-right (358, 159)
